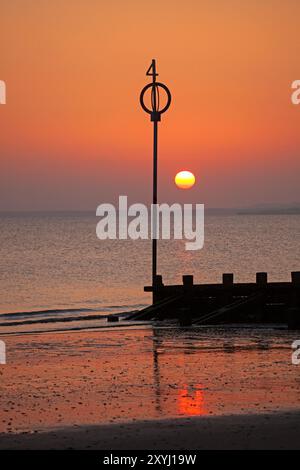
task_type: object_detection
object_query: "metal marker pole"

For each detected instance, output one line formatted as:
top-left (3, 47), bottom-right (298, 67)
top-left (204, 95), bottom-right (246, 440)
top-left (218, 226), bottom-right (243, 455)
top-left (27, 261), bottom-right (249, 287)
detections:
top-left (152, 60), bottom-right (158, 286)
top-left (140, 60), bottom-right (171, 301)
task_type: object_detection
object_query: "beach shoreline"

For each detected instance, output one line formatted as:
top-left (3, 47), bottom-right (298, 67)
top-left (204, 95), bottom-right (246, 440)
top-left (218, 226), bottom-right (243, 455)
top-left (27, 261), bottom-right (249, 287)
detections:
top-left (1, 411), bottom-right (300, 449)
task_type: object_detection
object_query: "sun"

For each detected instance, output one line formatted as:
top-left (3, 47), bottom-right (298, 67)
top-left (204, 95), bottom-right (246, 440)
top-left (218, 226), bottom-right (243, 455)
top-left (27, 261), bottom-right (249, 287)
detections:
top-left (175, 170), bottom-right (196, 189)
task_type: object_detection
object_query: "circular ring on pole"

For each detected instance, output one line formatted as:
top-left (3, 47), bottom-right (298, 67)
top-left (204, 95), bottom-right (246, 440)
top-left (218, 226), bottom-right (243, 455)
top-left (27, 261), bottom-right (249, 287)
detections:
top-left (140, 82), bottom-right (171, 121)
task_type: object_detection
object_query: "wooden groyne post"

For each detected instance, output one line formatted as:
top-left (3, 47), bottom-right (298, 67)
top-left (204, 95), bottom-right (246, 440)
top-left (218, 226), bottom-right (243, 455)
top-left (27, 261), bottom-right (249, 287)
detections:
top-left (141, 271), bottom-right (300, 328)
top-left (288, 272), bottom-right (300, 329)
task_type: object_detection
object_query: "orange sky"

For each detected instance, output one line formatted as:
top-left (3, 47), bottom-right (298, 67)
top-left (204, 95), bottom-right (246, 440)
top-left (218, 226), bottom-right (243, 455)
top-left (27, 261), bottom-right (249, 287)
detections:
top-left (1, 0), bottom-right (300, 210)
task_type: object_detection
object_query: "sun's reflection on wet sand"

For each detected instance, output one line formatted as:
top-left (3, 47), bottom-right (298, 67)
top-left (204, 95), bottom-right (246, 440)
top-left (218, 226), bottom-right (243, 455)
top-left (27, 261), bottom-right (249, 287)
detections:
top-left (178, 385), bottom-right (206, 416)
top-left (152, 328), bottom-right (207, 417)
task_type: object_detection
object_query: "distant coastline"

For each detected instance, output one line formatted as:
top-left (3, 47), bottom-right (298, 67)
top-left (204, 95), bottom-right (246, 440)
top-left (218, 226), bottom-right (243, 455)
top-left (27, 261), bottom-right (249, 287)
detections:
top-left (237, 208), bottom-right (300, 215)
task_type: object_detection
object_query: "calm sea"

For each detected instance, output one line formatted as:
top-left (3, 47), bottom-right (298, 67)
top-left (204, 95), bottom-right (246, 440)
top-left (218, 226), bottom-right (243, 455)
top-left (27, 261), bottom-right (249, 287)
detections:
top-left (0, 212), bottom-right (299, 334)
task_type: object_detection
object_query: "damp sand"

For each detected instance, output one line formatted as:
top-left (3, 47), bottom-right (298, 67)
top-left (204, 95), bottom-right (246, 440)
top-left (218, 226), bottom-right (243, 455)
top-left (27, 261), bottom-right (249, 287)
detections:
top-left (1, 325), bottom-right (300, 448)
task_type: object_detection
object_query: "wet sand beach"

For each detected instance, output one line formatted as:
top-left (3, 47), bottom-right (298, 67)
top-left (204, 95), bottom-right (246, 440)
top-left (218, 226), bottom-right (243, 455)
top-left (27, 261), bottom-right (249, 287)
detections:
top-left (1, 325), bottom-right (300, 448)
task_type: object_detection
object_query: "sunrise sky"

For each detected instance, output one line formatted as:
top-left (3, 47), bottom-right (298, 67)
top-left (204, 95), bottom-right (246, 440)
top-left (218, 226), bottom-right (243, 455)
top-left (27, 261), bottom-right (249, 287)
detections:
top-left (1, 0), bottom-right (300, 210)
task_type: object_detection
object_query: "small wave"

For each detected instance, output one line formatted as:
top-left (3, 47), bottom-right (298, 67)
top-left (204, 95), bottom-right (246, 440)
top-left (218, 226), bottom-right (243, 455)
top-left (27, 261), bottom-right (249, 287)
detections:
top-left (0, 320), bottom-right (152, 336)
top-left (0, 304), bottom-right (148, 319)
top-left (0, 307), bottom-right (95, 319)
top-left (0, 313), bottom-right (109, 327)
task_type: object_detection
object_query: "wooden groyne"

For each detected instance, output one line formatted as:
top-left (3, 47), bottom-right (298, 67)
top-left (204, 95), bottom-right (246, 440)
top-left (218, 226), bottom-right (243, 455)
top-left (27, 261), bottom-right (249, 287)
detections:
top-left (127, 272), bottom-right (300, 329)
